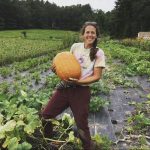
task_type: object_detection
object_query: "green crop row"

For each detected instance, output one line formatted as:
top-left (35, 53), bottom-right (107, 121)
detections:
top-left (120, 38), bottom-right (150, 51)
top-left (100, 40), bottom-right (150, 76)
top-left (0, 29), bottom-right (77, 66)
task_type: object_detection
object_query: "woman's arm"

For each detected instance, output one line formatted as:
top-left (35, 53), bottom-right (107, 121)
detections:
top-left (69, 67), bottom-right (103, 85)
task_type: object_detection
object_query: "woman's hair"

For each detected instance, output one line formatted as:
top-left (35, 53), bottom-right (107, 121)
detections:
top-left (80, 22), bottom-right (100, 61)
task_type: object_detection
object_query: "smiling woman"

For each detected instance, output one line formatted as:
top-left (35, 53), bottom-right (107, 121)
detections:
top-left (82, 25), bottom-right (97, 48)
top-left (41, 21), bottom-right (105, 150)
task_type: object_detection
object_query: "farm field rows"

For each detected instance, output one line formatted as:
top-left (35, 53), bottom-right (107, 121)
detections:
top-left (0, 30), bottom-right (150, 150)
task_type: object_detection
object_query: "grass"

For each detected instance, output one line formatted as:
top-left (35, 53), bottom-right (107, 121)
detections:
top-left (0, 29), bottom-right (76, 66)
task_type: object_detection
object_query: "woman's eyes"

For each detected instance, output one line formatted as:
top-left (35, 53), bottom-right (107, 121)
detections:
top-left (86, 31), bottom-right (95, 34)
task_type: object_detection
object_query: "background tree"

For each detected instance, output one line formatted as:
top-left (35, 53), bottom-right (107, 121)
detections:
top-left (0, 0), bottom-right (150, 38)
top-left (110, 0), bottom-right (150, 38)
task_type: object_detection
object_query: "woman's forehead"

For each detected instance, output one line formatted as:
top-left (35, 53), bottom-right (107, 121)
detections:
top-left (85, 25), bottom-right (96, 31)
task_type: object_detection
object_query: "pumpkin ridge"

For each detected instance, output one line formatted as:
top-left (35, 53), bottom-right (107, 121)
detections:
top-left (53, 51), bottom-right (81, 80)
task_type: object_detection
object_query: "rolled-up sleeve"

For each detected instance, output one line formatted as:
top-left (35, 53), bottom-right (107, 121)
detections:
top-left (94, 49), bottom-right (105, 68)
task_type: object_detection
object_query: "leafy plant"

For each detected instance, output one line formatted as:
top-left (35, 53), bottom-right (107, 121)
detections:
top-left (0, 81), bottom-right (9, 94)
top-left (38, 113), bottom-right (82, 150)
top-left (0, 96), bottom-right (40, 150)
top-left (61, 33), bottom-right (79, 49)
top-left (91, 80), bottom-right (110, 95)
top-left (0, 67), bottom-right (12, 78)
top-left (89, 96), bottom-right (109, 113)
top-left (32, 72), bottom-right (41, 84)
top-left (92, 134), bottom-right (112, 150)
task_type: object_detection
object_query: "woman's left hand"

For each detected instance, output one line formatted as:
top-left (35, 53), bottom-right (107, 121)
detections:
top-left (69, 78), bottom-right (78, 82)
top-left (64, 78), bottom-right (79, 84)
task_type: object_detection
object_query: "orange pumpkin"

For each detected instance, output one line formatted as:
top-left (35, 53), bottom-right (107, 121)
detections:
top-left (53, 52), bottom-right (81, 80)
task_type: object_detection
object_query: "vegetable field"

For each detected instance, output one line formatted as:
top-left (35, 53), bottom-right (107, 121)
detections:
top-left (0, 30), bottom-right (150, 150)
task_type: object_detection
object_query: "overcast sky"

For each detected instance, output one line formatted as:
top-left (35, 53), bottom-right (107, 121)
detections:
top-left (47, 0), bottom-right (117, 12)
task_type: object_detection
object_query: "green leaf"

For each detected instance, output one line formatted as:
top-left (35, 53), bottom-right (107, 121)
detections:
top-left (16, 120), bottom-right (25, 127)
top-left (51, 119), bottom-right (60, 126)
top-left (92, 134), bottom-right (103, 144)
top-left (0, 120), bottom-right (16, 134)
top-left (4, 120), bottom-right (16, 132)
top-left (24, 120), bottom-right (39, 134)
top-left (62, 113), bottom-right (71, 122)
top-left (0, 120), bottom-right (16, 139)
top-left (147, 93), bottom-right (150, 99)
top-left (2, 137), bottom-right (11, 148)
top-left (128, 101), bottom-right (136, 105)
top-left (20, 90), bottom-right (27, 98)
top-left (3, 137), bottom-right (19, 149)
top-left (8, 137), bottom-right (19, 150)
top-left (126, 126), bottom-right (133, 132)
top-left (67, 131), bottom-right (75, 142)
top-left (0, 113), bottom-right (3, 125)
top-left (0, 132), bottom-right (5, 139)
top-left (68, 118), bottom-right (75, 126)
top-left (24, 124), bottom-right (34, 135)
top-left (17, 142), bottom-right (32, 150)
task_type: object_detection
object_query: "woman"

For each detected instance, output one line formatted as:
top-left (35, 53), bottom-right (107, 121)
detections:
top-left (41, 21), bottom-right (105, 150)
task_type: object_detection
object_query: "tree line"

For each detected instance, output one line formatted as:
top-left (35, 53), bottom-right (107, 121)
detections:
top-left (0, 0), bottom-right (150, 38)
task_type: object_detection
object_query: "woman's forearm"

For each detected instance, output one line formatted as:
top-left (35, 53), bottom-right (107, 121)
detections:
top-left (77, 75), bottom-right (101, 85)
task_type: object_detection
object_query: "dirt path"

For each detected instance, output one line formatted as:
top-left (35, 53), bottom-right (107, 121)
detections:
top-left (88, 76), bottom-right (149, 149)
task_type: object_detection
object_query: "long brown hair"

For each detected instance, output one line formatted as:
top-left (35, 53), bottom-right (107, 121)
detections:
top-left (80, 22), bottom-right (100, 61)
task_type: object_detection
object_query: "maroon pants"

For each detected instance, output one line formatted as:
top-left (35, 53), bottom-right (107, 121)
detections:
top-left (41, 86), bottom-right (91, 150)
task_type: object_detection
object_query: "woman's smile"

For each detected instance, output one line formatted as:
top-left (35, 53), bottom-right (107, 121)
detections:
top-left (83, 25), bottom-right (97, 48)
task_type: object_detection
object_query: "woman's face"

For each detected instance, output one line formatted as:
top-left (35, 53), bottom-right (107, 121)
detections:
top-left (83, 25), bottom-right (97, 48)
